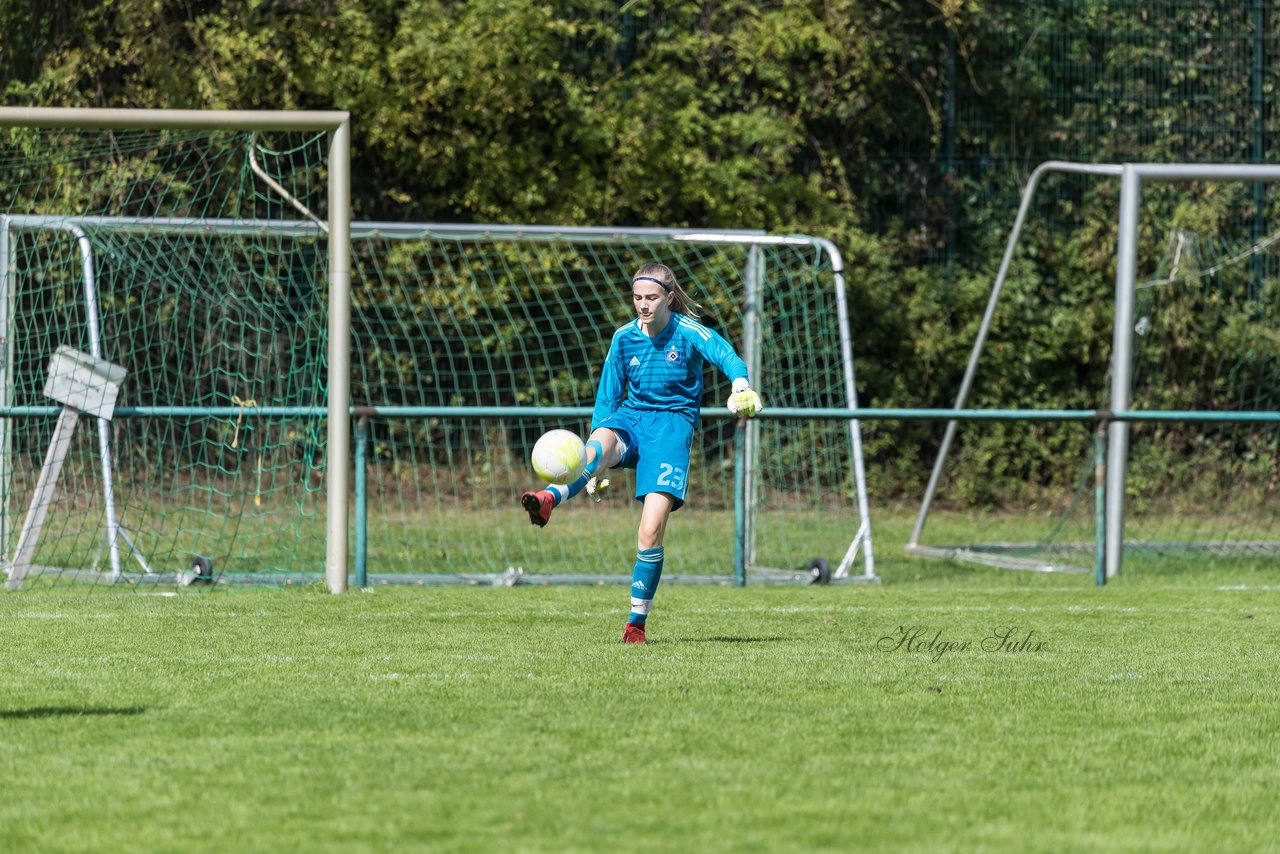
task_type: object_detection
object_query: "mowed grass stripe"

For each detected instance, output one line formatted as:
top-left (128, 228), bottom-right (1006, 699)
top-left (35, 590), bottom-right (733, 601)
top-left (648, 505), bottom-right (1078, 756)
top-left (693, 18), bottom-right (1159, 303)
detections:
top-left (1, 582), bottom-right (1277, 852)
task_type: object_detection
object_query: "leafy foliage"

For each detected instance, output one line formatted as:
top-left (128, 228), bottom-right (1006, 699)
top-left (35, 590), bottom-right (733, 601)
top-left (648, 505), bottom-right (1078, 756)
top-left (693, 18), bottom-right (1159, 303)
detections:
top-left (4, 0), bottom-right (1279, 503)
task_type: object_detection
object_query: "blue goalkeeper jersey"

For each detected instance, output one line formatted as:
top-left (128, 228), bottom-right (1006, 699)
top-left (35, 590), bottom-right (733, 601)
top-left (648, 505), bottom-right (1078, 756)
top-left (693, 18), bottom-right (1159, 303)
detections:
top-left (592, 314), bottom-right (749, 429)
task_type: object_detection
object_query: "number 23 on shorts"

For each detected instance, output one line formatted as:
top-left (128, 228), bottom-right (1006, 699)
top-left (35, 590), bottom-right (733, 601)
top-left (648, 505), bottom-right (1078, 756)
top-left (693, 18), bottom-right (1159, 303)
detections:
top-left (656, 463), bottom-right (685, 491)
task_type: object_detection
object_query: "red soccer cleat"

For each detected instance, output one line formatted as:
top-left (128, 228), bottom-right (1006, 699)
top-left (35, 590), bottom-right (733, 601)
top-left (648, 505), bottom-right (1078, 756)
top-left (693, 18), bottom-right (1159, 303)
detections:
top-left (622, 622), bottom-right (646, 644)
top-left (521, 490), bottom-right (555, 528)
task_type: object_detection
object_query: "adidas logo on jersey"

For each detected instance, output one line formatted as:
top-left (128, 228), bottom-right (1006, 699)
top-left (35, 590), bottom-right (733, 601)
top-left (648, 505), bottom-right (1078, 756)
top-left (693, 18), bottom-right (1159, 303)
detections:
top-left (629, 356), bottom-right (641, 367)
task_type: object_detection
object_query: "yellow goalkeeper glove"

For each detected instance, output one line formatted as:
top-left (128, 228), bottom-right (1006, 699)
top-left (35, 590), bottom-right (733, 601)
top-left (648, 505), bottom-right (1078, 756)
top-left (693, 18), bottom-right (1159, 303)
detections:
top-left (727, 379), bottom-right (763, 418)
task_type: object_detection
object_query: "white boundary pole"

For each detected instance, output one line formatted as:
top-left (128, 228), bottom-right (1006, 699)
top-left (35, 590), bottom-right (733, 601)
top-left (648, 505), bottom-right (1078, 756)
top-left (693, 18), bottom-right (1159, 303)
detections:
top-left (740, 245), bottom-right (762, 580)
top-left (814, 237), bottom-right (876, 579)
top-left (0, 217), bottom-right (9, 560)
top-left (1105, 166), bottom-right (1141, 579)
top-left (326, 119), bottom-right (352, 594)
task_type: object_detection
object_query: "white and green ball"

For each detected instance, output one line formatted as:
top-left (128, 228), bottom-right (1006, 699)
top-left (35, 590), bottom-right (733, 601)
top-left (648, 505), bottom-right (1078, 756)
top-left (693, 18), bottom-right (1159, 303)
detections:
top-left (531, 429), bottom-right (587, 484)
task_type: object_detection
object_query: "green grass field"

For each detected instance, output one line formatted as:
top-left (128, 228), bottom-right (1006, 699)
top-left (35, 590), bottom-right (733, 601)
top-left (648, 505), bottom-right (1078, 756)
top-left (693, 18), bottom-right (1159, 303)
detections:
top-left (3, 511), bottom-right (1279, 852)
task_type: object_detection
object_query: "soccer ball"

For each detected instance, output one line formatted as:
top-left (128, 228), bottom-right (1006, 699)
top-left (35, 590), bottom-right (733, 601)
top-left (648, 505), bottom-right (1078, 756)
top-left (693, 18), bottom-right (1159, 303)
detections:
top-left (531, 429), bottom-right (587, 484)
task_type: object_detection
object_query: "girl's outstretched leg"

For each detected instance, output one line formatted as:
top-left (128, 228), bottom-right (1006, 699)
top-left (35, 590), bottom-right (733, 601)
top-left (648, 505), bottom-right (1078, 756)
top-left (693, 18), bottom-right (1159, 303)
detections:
top-left (521, 429), bottom-right (622, 527)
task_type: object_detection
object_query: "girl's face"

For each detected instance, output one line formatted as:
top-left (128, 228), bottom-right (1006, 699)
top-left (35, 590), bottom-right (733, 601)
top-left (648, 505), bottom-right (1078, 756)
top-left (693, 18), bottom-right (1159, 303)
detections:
top-left (632, 279), bottom-right (672, 331)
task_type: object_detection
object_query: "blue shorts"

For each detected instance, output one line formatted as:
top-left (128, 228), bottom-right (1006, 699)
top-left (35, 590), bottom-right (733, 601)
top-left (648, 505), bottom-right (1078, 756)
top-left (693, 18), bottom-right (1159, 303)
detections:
top-left (594, 408), bottom-right (694, 511)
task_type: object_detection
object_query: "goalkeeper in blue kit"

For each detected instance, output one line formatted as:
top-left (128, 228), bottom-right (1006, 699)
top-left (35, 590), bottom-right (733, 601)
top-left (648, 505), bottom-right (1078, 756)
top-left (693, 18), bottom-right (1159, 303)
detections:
top-left (521, 263), bottom-right (763, 644)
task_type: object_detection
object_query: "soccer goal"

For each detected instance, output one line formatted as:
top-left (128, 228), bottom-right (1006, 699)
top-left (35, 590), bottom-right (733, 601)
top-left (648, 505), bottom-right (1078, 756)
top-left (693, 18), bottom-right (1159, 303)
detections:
top-left (0, 108), bottom-right (353, 591)
top-left (2, 110), bottom-right (873, 589)
top-left (910, 161), bottom-right (1280, 579)
top-left (343, 224), bottom-right (875, 587)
